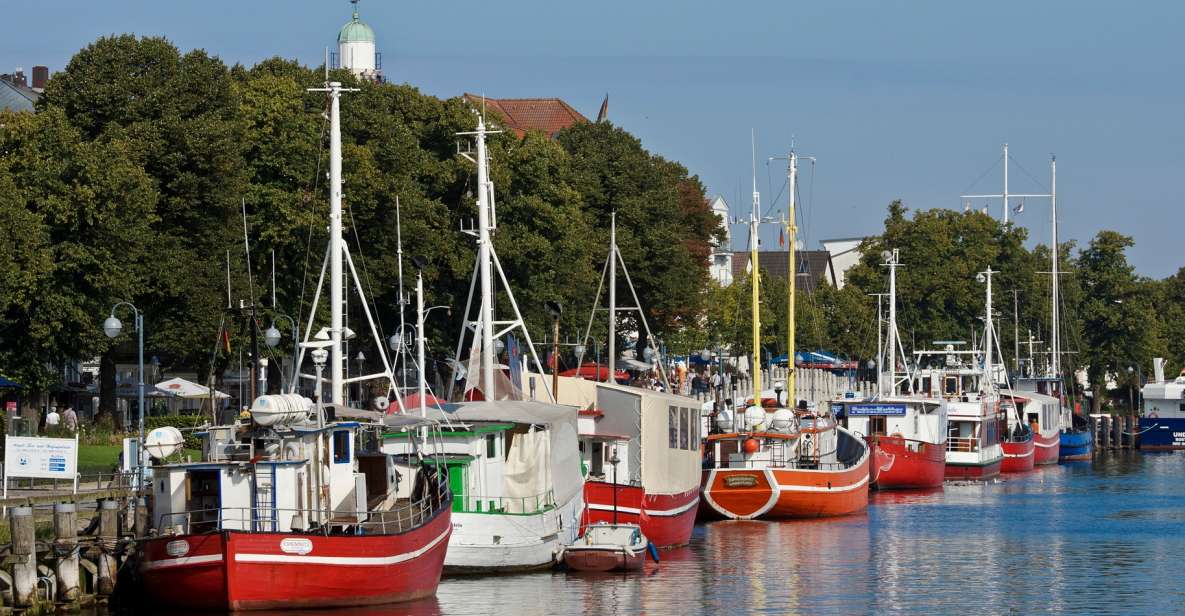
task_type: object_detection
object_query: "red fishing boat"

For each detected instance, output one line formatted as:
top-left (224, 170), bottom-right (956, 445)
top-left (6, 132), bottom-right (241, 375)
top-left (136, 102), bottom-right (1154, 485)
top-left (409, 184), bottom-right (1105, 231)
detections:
top-left (1000, 403), bottom-right (1036, 473)
top-left (840, 250), bottom-right (947, 490)
top-left (137, 81), bottom-right (452, 611)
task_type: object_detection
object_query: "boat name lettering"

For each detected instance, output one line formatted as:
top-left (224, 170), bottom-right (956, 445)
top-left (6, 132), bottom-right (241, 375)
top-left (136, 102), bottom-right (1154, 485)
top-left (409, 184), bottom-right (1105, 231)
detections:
top-left (848, 404), bottom-right (908, 417)
top-left (280, 538), bottom-right (314, 555)
top-left (165, 540), bottom-right (189, 557)
top-left (724, 475), bottom-right (759, 488)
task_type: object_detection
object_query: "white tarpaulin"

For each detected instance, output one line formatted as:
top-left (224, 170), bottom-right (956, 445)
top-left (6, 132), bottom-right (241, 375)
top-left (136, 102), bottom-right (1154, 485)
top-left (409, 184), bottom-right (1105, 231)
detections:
top-left (503, 427), bottom-right (550, 513)
top-left (427, 400), bottom-right (583, 507)
top-left (155, 377), bottom-right (230, 399)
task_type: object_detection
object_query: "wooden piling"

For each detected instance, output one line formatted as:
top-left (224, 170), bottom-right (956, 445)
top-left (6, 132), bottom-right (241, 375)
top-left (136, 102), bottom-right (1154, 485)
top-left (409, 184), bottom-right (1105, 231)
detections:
top-left (1112, 415), bottom-right (1123, 450)
top-left (1099, 416), bottom-right (1111, 450)
top-left (54, 502), bottom-right (81, 603)
top-left (10, 505), bottom-right (37, 607)
top-left (135, 496), bottom-right (148, 538)
top-left (97, 499), bottom-right (120, 596)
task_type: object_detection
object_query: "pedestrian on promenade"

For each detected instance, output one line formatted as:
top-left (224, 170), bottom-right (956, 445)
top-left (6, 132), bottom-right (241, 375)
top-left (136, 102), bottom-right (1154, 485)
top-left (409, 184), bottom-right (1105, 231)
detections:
top-left (45, 406), bottom-right (61, 429)
top-left (63, 406), bottom-right (78, 431)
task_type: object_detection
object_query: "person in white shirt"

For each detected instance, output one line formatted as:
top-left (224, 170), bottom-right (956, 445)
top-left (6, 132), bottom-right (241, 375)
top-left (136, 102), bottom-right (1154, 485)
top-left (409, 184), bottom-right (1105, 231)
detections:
top-left (45, 406), bottom-right (61, 428)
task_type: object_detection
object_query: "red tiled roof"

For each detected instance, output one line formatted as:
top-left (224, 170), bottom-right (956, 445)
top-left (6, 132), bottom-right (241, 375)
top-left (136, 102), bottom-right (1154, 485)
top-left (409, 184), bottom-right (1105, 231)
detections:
top-left (464, 93), bottom-right (589, 138)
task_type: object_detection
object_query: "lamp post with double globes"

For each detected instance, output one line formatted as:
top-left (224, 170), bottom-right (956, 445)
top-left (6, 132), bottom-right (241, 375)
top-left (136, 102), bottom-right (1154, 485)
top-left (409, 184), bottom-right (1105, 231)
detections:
top-left (103, 302), bottom-right (145, 493)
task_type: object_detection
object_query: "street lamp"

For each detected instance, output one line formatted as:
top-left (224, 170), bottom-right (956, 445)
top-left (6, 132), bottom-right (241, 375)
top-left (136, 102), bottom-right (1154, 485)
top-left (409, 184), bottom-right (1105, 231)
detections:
top-left (264, 314), bottom-right (298, 392)
top-left (103, 302), bottom-right (145, 494)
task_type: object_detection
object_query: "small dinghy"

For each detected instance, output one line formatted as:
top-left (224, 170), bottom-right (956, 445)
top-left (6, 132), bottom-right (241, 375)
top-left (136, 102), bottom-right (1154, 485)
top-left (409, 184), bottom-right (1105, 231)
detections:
top-left (562, 523), bottom-right (656, 572)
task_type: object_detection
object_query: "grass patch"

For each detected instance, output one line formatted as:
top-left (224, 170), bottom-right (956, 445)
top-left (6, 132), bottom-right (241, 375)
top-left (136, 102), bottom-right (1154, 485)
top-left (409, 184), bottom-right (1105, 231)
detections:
top-left (77, 444), bottom-right (203, 475)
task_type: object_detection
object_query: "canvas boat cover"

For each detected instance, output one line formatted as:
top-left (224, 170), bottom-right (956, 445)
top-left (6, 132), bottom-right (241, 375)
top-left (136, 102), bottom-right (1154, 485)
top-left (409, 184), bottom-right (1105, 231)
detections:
top-left (431, 400), bottom-right (583, 508)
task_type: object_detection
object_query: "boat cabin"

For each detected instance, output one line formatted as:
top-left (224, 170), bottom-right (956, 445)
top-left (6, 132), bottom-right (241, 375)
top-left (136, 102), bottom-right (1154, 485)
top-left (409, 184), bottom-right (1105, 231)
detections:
top-left (836, 398), bottom-right (947, 448)
top-left (151, 410), bottom-right (437, 535)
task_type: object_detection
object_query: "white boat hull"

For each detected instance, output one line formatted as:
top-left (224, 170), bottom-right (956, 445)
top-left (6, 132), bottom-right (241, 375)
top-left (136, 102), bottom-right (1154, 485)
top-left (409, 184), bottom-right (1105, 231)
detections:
top-left (444, 493), bottom-right (584, 572)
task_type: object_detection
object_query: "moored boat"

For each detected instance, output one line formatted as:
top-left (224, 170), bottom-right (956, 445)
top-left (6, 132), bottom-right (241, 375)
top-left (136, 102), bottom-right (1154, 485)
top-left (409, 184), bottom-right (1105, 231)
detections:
top-left (840, 249), bottom-right (948, 490)
top-left (700, 149), bottom-right (869, 519)
top-left (1138, 359), bottom-right (1185, 450)
top-left (136, 80), bottom-right (452, 611)
top-left (561, 523), bottom-right (652, 572)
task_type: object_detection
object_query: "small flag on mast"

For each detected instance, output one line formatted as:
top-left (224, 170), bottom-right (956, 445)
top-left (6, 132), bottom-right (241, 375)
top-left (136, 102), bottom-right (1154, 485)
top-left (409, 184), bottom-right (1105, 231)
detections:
top-left (778, 228), bottom-right (785, 247)
top-left (596, 93), bottom-right (609, 123)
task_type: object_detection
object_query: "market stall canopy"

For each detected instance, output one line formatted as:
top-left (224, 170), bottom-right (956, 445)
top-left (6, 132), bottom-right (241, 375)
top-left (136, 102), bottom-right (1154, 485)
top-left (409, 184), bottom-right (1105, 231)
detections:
top-left (0, 375), bottom-right (22, 389)
top-left (155, 377), bottom-right (230, 399)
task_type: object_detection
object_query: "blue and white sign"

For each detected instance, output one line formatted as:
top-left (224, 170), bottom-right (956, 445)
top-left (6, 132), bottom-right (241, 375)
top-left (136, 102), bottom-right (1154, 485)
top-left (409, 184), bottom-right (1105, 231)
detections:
top-left (4, 436), bottom-right (78, 480)
top-left (847, 404), bottom-right (908, 417)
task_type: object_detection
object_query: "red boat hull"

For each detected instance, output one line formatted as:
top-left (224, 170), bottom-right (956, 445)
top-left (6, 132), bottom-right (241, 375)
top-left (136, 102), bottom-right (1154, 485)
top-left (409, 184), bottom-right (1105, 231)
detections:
top-left (563, 547), bottom-right (644, 572)
top-left (868, 436), bottom-right (946, 490)
top-left (1033, 431), bottom-right (1060, 465)
top-left (1001, 437), bottom-right (1036, 473)
top-left (138, 508), bottom-right (451, 611)
top-left (582, 482), bottom-right (699, 549)
top-left (945, 458), bottom-right (1002, 481)
top-left (700, 458), bottom-right (870, 520)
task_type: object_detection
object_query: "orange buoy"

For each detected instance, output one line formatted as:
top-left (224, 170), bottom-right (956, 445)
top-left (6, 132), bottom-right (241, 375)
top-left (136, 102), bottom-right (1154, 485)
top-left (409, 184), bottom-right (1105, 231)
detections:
top-left (743, 438), bottom-right (760, 454)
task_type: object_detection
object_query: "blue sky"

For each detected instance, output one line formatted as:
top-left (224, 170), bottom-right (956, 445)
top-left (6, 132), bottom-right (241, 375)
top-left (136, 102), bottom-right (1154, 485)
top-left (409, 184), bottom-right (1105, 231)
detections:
top-left (3, 0), bottom-right (1182, 277)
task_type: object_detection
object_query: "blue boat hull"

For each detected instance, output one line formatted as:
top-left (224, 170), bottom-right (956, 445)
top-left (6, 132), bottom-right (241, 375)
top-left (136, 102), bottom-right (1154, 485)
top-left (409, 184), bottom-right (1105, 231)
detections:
top-left (1059, 429), bottom-right (1092, 460)
top-left (1138, 417), bottom-right (1185, 450)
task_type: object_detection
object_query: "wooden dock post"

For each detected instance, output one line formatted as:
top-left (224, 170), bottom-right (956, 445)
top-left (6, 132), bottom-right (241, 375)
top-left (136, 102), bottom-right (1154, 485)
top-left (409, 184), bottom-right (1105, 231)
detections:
top-left (1099, 416), bottom-right (1111, 450)
top-left (1112, 415), bottom-right (1123, 450)
top-left (134, 496), bottom-right (148, 538)
top-left (54, 502), bottom-right (81, 603)
top-left (97, 499), bottom-right (120, 596)
top-left (10, 505), bottom-right (37, 607)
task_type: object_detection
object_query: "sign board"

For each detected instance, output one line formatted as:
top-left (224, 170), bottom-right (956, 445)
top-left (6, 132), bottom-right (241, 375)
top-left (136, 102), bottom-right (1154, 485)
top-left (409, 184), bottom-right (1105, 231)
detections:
top-left (847, 404), bottom-right (908, 417)
top-left (4, 401), bottom-right (15, 412)
top-left (4, 435), bottom-right (78, 479)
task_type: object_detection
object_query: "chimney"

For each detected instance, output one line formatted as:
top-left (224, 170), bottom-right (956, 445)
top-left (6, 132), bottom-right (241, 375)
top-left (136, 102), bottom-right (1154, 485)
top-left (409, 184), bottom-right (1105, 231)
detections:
top-left (1153, 358), bottom-right (1165, 383)
top-left (31, 66), bottom-right (48, 91)
top-left (13, 67), bottom-right (26, 87)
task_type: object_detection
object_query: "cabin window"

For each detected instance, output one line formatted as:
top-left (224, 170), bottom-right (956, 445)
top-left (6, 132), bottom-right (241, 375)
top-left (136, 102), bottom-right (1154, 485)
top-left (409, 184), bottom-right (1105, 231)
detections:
top-left (921, 377), bottom-right (932, 395)
top-left (669, 406), bottom-right (679, 448)
top-left (1027, 412), bottom-right (1039, 425)
top-left (869, 416), bottom-right (886, 436)
top-left (679, 408), bottom-right (690, 449)
top-left (1179, 403), bottom-right (1185, 412)
top-left (944, 376), bottom-right (958, 395)
top-left (486, 433), bottom-right (498, 458)
top-left (332, 430), bottom-right (350, 464)
top-left (690, 408), bottom-right (700, 447)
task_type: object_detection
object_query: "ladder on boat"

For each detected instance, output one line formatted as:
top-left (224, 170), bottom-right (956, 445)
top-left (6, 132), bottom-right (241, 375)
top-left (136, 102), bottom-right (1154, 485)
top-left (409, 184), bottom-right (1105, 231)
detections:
top-left (252, 463), bottom-right (278, 532)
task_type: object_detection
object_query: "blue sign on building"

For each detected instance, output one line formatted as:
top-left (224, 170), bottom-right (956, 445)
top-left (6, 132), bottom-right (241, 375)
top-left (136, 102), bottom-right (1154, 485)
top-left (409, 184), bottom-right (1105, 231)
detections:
top-left (847, 404), bottom-right (908, 417)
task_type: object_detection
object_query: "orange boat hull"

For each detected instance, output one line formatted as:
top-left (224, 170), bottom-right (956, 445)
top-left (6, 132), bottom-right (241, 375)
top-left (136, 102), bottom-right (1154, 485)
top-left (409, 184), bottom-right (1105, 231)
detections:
top-left (700, 459), bottom-right (869, 520)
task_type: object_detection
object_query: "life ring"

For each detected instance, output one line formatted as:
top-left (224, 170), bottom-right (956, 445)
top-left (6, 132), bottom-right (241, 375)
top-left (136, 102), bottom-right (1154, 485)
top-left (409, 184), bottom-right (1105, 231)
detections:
top-left (1148, 411), bottom-right (1159, 419)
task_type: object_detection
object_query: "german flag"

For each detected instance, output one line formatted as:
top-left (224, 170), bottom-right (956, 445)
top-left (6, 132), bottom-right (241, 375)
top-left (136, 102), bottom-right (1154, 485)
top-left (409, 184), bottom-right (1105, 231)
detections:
top-left (222, 329), bottom-right (232, 354)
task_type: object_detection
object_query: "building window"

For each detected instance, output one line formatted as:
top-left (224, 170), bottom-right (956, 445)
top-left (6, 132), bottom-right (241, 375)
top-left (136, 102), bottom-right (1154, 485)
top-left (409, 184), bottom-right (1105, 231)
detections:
top-left (669, 406), bottom-right (679, 448)
top-left (332, 430), bottom-right (350, 464)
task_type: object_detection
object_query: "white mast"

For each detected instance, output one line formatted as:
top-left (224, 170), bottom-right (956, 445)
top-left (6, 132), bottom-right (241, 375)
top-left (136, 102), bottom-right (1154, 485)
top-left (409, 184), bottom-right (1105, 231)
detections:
top-left (416, 268), bottom-right (427, 416)
top-left (294, 81), bottom-right (399, 408)
top-left (1003, 143), bottom-right (1009, 224)
top-left (475, 116), bottom-right (496, 397)
top-left (453, 115), bottom-right (554, 402)
top-left (885, 250), bottom-right (899, 396)
top-left (981, 267), bottom-right (996, 390)
top-left (1050, 156), bottom-right (1060, 377)
top-left (328, 82), bottom-right (346, 405)
top-left (608, 212), bottom-right (617, 380)
top-left (749, 134), bottom-right (762, 400)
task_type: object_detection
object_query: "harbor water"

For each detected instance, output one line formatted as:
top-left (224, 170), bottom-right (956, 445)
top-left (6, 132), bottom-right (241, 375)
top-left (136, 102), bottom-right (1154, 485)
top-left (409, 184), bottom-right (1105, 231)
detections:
top-left (145, 451), bottom-right (1184, 615)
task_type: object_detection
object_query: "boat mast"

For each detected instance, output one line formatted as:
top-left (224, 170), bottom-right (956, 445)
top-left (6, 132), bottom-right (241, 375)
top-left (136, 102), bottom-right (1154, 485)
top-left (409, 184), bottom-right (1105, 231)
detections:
top-left (475, 116), bottom-right (496, 397)
top-left (608, 211), bottom-right (617, 382)
top-left (749, 136), bottom-right (762, 402)
top-left (1003, 143), bottom-right (1009, 224)
top-left (1050, 156), bottom-right (1060, 379)
top-left (293, 81), bottom-right (399, 407)
top-left (981, 267), bottom-right (996, 392)
top-left (327, 82), bottom-right (347, 405)
top-left (885, 250), bottom-right (898, 397)
top-left (785, 152), bottom-right (798, 404)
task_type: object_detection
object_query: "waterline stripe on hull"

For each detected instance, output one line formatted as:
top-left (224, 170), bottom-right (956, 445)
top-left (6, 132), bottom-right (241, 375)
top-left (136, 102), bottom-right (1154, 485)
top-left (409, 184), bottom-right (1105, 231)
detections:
top-left (775, 474), bottom-right (869, 493)
top-left (586, 497), bottom-right (699, 517)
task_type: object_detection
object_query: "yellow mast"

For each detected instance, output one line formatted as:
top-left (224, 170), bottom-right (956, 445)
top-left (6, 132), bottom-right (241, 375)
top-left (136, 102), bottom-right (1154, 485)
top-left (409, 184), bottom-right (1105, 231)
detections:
top-left (786, 151), bottom-right (798, 406)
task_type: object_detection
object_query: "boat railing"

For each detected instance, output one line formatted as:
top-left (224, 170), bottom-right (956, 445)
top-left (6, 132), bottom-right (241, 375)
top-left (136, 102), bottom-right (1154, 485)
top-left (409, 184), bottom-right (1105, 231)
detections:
top-left (156, 480), bottom-right (451, 536)
top-left (946, 436), bottom-right (979, 452)
top-left (459, 489), bottom-right (557, 515)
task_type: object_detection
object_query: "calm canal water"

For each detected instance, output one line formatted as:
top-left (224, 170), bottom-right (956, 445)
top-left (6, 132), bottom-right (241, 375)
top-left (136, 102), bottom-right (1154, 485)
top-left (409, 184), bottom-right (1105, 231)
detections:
top-left (158, 451), bottom-right (1185, 615)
